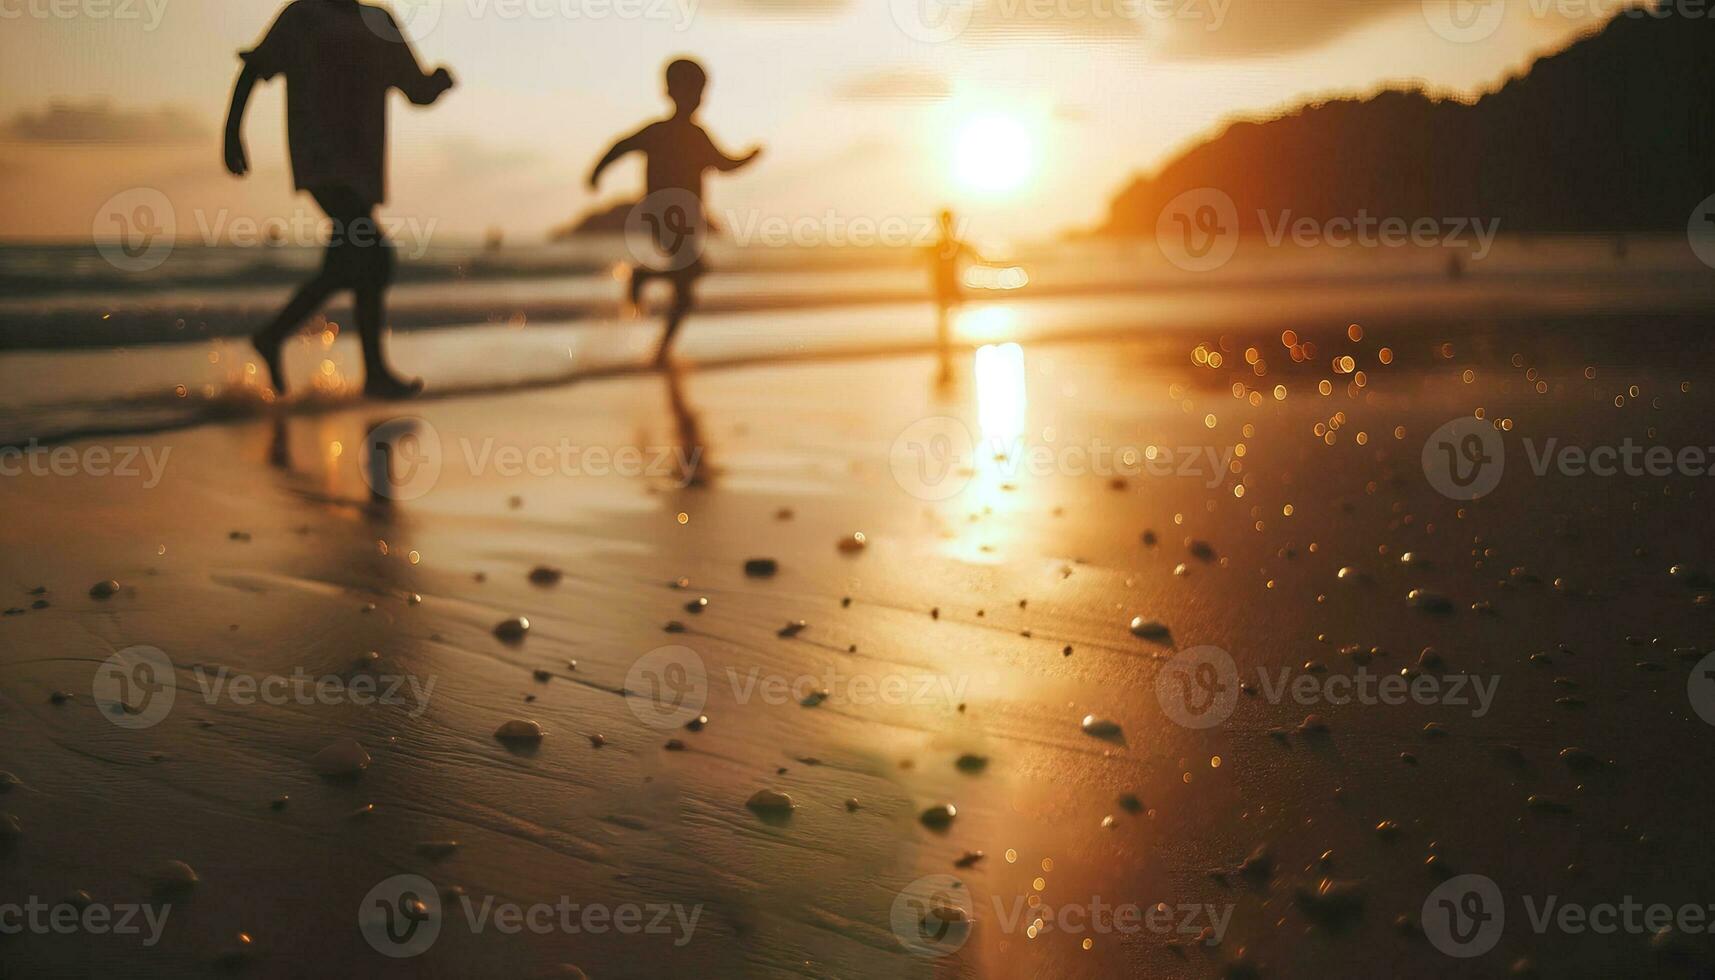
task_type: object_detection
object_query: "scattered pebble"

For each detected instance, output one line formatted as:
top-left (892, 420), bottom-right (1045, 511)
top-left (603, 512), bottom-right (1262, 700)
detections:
top-left (777, 620), bottom-right (807, 638)
top-left (837, 532), bottom-right (867, 553)
top-left (1081, 715), bottom-right (1122, 737)
top-left (494, 719), bottom-right (545, 743)
top-left (743, 558), bottom-right (779, 578)
top-left (528, 566), bottom-right (563, 586)
top-left (955, 753), bottom-right (989, 773)
top-left (745, 789), bottom-right (795, 813)
top-left (493, 617), bottom-right (530, 643)
top-left (919, 804), bottom-right (958, 829)
top-left (1297, 714), bottom-right (1329, 735)
top-left (89, 580), bottom-right (121, 599)
top-left (416, 841), bottom-right (460, 859)
top-left (151, 860), bottom-right (199, 890)
top-left (1129, 617), bottom-right (1170, 639)
top-left (955, 850), bottom-right (985, 868)
top-left (311, 738), bottom-right (371, 777)
top-left (1406, 589), bottom-right (1452, 613)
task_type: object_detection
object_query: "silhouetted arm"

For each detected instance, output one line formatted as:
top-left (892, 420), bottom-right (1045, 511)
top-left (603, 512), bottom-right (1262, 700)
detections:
top-left (588, 130), bottom-right (646, 189)
top-left (373, 12), bottom-right (452, 105)
top-left (398, 66), bottom-right (456, 106)
top-left (711, 143), bottom-right (762, 173)
top-left (224, 63), bottom-right (259, 177)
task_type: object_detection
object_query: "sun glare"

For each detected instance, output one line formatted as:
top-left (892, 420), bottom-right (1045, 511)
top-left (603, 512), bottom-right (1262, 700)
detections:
top-left (954, 114), bottom-right (1038, 195)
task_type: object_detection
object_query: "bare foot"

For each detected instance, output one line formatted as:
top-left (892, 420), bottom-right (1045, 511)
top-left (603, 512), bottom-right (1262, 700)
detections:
top-left (252, 332), bottom-right (287, 396)
top-left (364, 374), bottom-right (425, 401)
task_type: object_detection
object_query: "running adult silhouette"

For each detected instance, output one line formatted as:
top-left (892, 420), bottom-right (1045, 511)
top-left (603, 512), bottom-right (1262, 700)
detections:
top-left (225, 0), bottom-right (455, 399)
top-left (589, 58), bottom-right (762, 369)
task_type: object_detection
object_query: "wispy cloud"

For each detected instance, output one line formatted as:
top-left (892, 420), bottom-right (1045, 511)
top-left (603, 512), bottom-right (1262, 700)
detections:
top-left (835, 68), bottom-right (952, 102)
top-left (0, 101), bottom-right (208, 145)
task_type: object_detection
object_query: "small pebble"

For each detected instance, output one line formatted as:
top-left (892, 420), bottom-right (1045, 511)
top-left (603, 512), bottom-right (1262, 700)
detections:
top-left (1129, 617), bottom-right (1170, 639)
top-left (493, 617), bottom-right (530, 642)
top-left (743, 558), bottom-right (779, 578)
top-left (311, 738), bottom-right (371, 777)
top-left (494, 719), bottom-right (545, 743)
top-left (919, 804), bottom-right (958, 829)
top-left (89, 579), bottom-right (121, 599)
top-left (1081, 715), bottom-right (1122, 737)
top-left (151, 860), bottom-right (199, 890)
top-left (746, 789), bottom-right (795, 813)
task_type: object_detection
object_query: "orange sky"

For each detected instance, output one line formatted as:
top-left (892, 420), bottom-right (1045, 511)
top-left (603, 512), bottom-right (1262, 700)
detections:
top-left (0, 0), bottom-right (1615, 243)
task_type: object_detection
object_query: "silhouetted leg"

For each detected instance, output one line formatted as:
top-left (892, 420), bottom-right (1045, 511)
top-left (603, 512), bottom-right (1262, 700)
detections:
top-left (313, 187), bottom-right (420, 399)
top-left (935, 303), bottom-right (954, 384)
top-left (253, 273), bottom-right (342, 395)
top-left (629, 265), bottom-right (659, 310)
top-left (655, 275), bottom-right (696, 369)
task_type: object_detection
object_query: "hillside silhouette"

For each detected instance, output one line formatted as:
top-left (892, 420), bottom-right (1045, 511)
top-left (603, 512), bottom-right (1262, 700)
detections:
top-left (1100, 8), bottom-right (1715, 237)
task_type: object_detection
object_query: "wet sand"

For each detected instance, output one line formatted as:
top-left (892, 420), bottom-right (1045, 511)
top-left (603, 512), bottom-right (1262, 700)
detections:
top-left (4, 312), bottom-right (1715, 978)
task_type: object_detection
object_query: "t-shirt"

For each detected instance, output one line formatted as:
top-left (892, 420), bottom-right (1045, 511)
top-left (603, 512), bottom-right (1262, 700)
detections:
top-left (242, 0), bottom-right (429, 204)
top-left (630, 118), bottom-right (728, 205)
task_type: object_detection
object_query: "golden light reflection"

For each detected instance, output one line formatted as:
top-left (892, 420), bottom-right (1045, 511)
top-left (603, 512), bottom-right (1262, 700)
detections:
top-left (955, 305), bottom-right (1020, 344)
top-left (976, 343), bottom-right (1028, 448)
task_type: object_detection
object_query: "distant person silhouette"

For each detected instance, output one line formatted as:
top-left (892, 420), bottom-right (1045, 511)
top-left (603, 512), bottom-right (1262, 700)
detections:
top-left (929, 209), bottom-right (984, 382)
top-left (224, 0), bottom-right (455, 400)
top-left (589, 58), bottom-right (761, 368)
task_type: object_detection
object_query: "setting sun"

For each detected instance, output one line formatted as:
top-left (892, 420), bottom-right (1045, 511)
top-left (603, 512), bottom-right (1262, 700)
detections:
top-left (953, 113), bottom-right (1039, 195)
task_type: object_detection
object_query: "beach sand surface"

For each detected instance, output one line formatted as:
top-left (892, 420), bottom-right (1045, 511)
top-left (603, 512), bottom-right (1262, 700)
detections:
top-left (4, 310), bottom-right (1715, 978)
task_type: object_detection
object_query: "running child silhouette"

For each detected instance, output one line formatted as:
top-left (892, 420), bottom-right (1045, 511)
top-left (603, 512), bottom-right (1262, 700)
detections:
top-left (225, 0), bottom-right (455, 399)
top-left (589, 59), bottom-right (762, 368)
